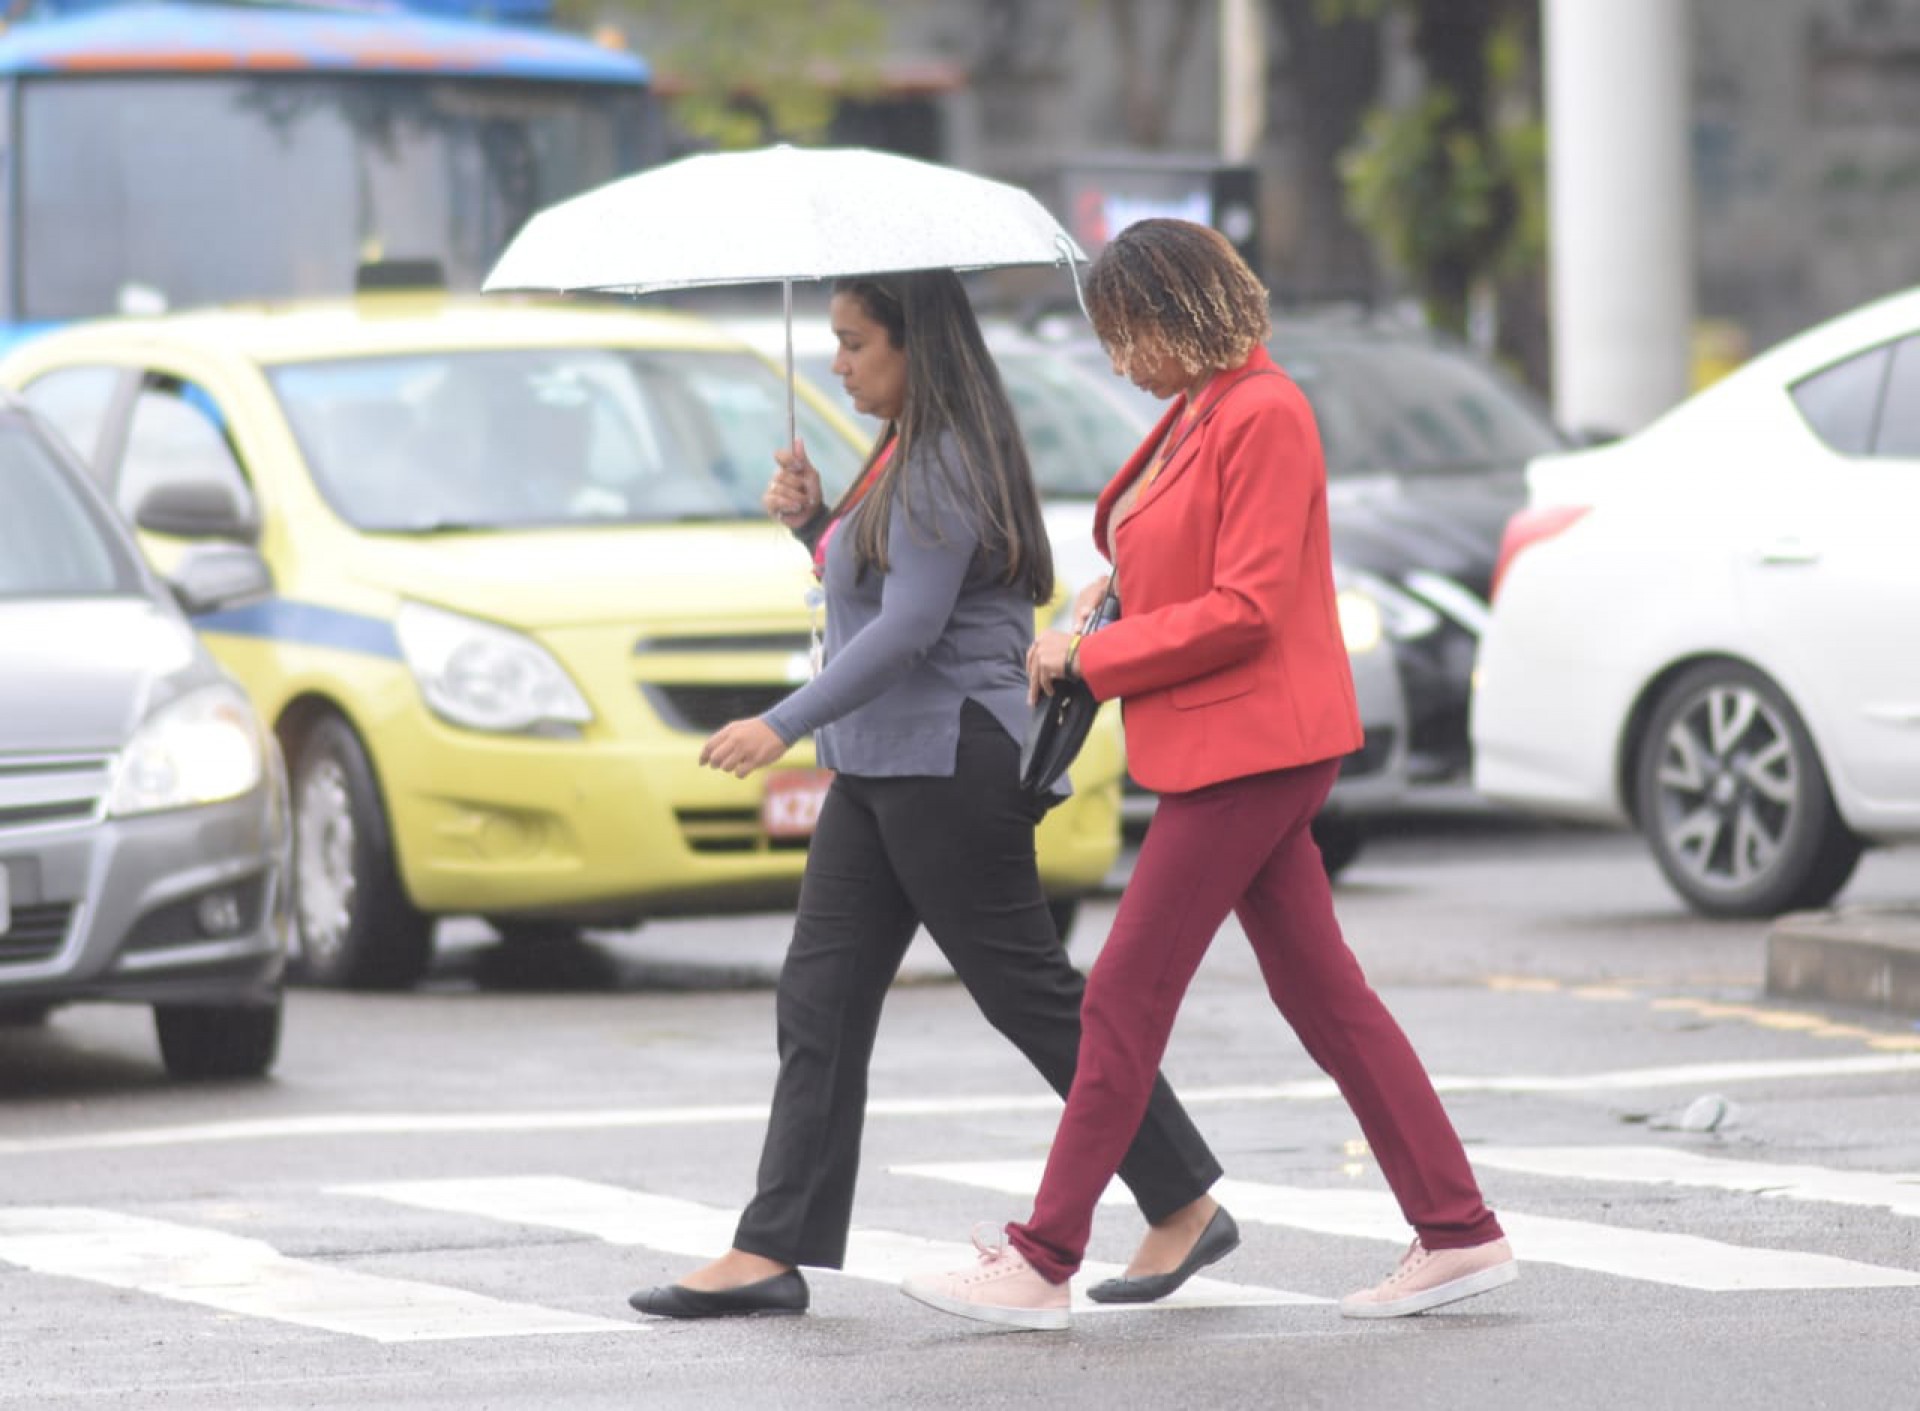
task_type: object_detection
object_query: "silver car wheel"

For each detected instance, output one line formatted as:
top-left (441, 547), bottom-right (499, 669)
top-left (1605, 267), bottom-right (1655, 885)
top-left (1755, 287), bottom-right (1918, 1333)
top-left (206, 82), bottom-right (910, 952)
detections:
top-left (1650, 682), bottom-right (1799, 893)
top-left (294, 757), bottom-right (358, 968)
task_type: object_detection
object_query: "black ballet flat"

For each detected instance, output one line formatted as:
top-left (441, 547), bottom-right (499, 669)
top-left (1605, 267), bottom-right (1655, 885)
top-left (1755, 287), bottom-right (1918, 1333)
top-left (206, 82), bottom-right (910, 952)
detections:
top-left (1085, 1207), bottom-right (1241, 1304)
top-left (628, 1268), bottom-right (810, 1319)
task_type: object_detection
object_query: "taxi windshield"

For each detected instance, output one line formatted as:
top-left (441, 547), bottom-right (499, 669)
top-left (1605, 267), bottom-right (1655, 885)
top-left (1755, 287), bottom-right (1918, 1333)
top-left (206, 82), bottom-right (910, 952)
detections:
top-left (269, 347), bottom-right (864, 531)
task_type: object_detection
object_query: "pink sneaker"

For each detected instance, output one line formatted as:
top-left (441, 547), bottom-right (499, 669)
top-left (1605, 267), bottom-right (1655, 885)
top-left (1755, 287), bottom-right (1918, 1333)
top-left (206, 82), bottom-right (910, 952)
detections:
top-left (901, 1226), bottom-right (1070, 1331)
top-left (1339, 1237), bottom-right (1517, 1319)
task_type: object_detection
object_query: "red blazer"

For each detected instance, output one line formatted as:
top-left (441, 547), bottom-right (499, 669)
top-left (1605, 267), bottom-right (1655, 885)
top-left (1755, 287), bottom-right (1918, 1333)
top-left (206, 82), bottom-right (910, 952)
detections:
top-left (1077, 345), bottom-right (1363, 794)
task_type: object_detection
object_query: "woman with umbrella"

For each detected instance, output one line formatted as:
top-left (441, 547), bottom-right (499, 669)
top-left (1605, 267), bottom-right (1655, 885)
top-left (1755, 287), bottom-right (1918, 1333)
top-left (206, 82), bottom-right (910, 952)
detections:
top-left (627, 267), bottom-right (1235, 1320)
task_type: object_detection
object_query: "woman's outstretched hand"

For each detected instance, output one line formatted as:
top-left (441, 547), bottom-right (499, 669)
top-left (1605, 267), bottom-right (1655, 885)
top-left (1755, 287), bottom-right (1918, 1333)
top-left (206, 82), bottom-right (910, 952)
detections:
top-left (700, 719), bottom-right (788, 778)
top-left (1026, 629), bottom-right (1077, 706)
top-left (766, 438), bottom-right (823, 526)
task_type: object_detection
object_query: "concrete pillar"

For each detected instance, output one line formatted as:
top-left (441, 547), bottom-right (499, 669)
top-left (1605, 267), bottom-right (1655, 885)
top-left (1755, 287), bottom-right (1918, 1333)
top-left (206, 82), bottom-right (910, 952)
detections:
top-left (1544, 0), bottom-right (1694, 436)
top-left (1219, 0), bottom-right (1264, 163)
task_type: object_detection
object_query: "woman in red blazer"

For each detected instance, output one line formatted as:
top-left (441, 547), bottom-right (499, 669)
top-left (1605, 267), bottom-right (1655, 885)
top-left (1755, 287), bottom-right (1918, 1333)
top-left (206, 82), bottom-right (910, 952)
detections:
top-left (904, 220), bottom-right (1516, 1329)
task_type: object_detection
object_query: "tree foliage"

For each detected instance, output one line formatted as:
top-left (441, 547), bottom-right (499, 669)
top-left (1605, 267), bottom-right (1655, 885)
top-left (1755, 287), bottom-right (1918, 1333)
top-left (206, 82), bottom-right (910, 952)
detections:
top-left (570, 0), bottom-right (889, 149)
top-left (1331, 0), bottom-right (1544, 337)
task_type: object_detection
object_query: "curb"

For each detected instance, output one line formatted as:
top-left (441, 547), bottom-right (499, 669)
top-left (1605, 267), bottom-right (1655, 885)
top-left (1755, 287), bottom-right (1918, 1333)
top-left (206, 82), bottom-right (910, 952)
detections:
top-left (1765, 906), bottom-right (1920, 1015)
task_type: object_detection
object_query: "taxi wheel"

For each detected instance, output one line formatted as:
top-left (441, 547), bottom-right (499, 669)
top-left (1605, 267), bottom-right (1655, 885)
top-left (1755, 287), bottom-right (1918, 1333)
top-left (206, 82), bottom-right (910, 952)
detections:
top-left (290, 715), bottom-right (434, 990)
top-left (154, 996), bottom-right (282, 1080)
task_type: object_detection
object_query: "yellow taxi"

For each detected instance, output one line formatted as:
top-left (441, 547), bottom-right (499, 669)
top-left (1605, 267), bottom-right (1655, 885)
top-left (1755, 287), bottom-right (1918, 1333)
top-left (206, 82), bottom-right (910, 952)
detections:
top-left (0, 297), bottom-right (1123, 988)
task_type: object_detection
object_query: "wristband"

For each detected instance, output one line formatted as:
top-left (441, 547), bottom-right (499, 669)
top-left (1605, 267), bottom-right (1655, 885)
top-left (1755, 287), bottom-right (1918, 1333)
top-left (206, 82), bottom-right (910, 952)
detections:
top-left (1064, 632), bottom-right (1083, 680)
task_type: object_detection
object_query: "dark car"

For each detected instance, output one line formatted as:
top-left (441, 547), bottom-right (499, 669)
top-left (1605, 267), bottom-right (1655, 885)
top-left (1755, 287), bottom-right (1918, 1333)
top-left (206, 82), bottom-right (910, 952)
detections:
top-left (1279, 322), bottom-right (1566, 784)
top-left (0, 394), bottom-right (290, 1077)
top-left (1048, 312), bottom-right (1567, 789)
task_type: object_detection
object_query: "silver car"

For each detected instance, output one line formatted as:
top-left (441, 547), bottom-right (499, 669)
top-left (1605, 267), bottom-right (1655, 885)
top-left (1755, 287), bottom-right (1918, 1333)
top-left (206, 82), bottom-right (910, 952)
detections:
top-left (0, 395), bottom-right (289, 1079)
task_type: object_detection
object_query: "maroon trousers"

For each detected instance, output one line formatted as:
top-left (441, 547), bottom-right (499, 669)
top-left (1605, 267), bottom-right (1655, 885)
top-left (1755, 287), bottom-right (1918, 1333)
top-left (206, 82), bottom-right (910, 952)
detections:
top-left (1007, 758), bottom-right (1504, 1283)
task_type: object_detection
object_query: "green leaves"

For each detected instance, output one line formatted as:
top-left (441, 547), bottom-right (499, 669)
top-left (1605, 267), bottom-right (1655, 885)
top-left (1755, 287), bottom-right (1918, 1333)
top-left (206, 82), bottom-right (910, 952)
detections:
top-left (1334, 3), bottom-right (1543, 335)
top-left (570, 0), bottom-right (888, 149)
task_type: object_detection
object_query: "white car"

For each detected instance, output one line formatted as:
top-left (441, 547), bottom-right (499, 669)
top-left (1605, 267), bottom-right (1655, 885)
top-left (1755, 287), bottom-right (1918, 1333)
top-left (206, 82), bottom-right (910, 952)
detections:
top-left (1472, 285), bottom-right (1920, 917)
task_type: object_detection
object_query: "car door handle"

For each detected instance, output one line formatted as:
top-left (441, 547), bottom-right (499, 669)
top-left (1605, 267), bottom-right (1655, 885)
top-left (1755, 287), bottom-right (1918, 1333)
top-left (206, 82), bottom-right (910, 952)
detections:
top-left (1757, 537), bottom-right (1821, 565)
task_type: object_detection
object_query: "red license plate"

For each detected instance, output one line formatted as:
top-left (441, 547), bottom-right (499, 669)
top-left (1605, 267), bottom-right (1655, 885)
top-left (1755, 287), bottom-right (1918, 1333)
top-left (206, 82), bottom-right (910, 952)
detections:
top-left (761, 768), bottom-right (834, 841)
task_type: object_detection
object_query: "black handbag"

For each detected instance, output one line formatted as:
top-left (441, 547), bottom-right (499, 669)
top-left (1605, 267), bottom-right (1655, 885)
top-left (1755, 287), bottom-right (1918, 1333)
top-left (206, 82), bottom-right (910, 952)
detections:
top-left (1019, 581), bottom-right (1120, 798)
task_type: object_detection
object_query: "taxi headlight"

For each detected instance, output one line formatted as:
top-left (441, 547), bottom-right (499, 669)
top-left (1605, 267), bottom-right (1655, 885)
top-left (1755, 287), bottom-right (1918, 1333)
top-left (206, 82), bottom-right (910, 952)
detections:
top-left (395, 601), bottom-right (593, 736)
top-left (108, 684), bottom-right (265, 816)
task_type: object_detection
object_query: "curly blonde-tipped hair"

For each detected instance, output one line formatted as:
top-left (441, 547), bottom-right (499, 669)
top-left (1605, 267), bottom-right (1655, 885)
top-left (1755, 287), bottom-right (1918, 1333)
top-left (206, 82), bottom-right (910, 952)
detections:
top-left (1085, 219), bottom-right (1271, 381)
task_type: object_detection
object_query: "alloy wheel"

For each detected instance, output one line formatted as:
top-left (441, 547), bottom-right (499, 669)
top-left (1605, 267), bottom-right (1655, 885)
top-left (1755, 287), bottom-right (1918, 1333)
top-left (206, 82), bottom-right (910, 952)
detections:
top-left (1649, 682), bottom-right (1800, 894)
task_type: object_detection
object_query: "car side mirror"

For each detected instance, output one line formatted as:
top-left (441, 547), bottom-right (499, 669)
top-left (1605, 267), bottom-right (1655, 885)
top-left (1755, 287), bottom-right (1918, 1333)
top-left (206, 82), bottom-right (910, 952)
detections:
top-left (135, 481), bottom-right (260, 543)
top-left (167, 542), bottom-right (273, 616)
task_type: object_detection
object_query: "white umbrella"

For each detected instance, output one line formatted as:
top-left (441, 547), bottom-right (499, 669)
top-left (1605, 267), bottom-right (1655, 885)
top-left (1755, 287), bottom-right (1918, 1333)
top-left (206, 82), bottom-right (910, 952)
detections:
top-left (483, 144), bottom-right (1086, 442)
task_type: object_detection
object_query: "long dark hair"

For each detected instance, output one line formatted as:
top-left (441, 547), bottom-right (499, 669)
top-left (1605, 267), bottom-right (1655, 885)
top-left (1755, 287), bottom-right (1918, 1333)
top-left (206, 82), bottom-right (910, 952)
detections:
top-left (829, 270), bottom-right (1053, 605)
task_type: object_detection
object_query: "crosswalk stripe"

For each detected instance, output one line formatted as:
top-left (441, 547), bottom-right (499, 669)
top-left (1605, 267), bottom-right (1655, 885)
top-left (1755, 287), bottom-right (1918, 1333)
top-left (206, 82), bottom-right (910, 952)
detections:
top-left (0, 1207), bottom-right (638, 1343)
top-left (6, 1054), bottom-right (1917, 1157)
top-left (1472, 1146), bottom-right (1920, 1219)
top-left (895, 1161), bottom-right (1920, 1293)
top-left (338, 1175), bottom-right (1323, 1311)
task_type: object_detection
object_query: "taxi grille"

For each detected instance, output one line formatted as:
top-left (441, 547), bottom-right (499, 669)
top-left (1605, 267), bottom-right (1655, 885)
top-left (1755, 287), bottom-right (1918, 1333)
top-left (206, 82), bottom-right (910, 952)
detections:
top-left (674, 808), bottom-right (811, 854)
top-left (0, 753), bottom-right (110, 836)
top-left (0, 903), bottom-right (75, 965)
top-left (644, 685), bottom-right (793, 735)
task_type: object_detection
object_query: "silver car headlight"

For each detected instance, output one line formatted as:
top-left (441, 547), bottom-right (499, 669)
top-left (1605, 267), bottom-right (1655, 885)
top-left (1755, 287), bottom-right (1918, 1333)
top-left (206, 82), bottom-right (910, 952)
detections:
top-left (1335, 586), bottom-right (1387, 655)
top-left (395, 601), bottom-right (593, 736)
top-left (108, 683), bottom-right (266, 816)
top-left (1346, 570), bottom-right (1444, 643)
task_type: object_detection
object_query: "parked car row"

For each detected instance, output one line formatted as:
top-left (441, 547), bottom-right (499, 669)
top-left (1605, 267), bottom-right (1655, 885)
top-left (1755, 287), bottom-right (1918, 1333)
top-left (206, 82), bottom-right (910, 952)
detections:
top-left (14, 270), bottom-right (1903, 1065)
top-left (0, 296), bottom-right (1124, 996)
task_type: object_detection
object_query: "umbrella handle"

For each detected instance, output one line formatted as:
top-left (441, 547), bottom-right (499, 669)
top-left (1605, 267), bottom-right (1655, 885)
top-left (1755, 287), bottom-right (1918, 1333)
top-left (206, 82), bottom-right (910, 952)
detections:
top-left (1057, 234), bottom-right (1090, 324)
top-left (783, 277), bottom-right (797, 453)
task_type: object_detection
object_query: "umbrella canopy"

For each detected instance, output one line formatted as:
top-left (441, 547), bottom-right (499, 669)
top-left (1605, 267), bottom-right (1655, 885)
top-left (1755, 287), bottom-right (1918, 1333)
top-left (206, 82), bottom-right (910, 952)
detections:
top-left (483, 144), bottom-right (1085, 296)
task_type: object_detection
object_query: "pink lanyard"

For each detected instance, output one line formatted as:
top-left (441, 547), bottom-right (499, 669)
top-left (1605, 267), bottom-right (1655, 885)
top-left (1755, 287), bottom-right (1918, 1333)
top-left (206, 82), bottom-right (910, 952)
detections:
top-left (812, 437), bottom-right (896, 580)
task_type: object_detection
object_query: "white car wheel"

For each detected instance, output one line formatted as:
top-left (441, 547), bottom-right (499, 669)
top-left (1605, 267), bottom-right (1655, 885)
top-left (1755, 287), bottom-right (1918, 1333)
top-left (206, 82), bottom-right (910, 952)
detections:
top-left (1634, 662), bottom-right (1861, 918)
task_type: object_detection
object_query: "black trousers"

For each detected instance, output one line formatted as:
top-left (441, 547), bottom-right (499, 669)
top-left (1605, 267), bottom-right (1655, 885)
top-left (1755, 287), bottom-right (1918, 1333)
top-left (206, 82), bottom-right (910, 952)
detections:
top-left (733, 701), bottom-right (1222, 1268)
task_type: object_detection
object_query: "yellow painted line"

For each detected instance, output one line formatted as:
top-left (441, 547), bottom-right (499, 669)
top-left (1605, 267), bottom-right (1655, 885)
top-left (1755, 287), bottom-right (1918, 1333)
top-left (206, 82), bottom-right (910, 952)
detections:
top-left (1487, 976), bottom-right (1561, 993)
top-left (1867, 1034), bottom-right (1920, 1053)
top-left (1746, 1011), bottom-right (1833, 1031)
top-left (1490, 978), bottom-right (1913, 1053)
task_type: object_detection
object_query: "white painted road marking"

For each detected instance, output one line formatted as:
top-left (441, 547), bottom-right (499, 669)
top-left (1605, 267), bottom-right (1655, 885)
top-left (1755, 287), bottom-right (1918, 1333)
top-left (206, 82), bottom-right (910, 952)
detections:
top-left (1473, 1146), bottom-right (1920, 1219)
top-left (4, 1053), bottom-right (1916, 1156)
top-left (340, 1175), bottom-right (1322, 1311)
top-left (897, 1161), bottom-right (1920, 1293)
top-left (0, 1208), bottom-right (638, 1343)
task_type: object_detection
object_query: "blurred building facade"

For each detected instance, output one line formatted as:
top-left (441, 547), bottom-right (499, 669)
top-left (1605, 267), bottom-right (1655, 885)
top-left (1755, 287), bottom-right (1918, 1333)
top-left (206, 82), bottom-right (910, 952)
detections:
top-left (1695, 0), bottom-right (1920, 352)
top-left (805, 0), bottom-right (1920, 366)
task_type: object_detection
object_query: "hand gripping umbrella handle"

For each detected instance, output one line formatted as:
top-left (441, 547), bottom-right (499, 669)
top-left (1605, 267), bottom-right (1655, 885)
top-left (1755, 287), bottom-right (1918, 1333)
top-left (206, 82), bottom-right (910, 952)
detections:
top-left (783, 277), bottom-right (797, 453)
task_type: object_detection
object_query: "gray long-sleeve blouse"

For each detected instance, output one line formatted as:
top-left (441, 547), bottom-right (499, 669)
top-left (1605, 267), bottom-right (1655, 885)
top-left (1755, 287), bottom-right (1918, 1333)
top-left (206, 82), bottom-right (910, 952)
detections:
top-left (759, 430), bottom-right (1035, 778)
